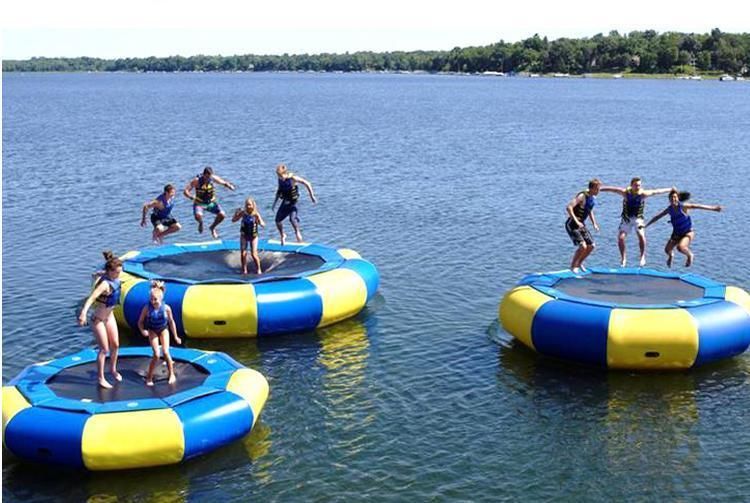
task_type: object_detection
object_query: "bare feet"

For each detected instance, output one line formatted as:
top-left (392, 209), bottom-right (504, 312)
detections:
top-left (112, 371), bottom-right (123, 382)
top-left (168, 374), bottom-right (176, 385)
top-left (145, 379), bottom-right (154, 387)
top-left (280, 233), bottom-right (287, 246)
top-left (639, 256), bottom-right (646, 267)
top-left (686, 252), bottom-right (694, 267)
top-left (99, 379), bottom-right (113, 389)
top-left (666, 254), bottom-right (673, 268)
top-left (620, 258), bottom-right (627, 267)
top-left (198, 221), bottom-right (204, 234)
top-left (256, 268), bottom-right (262, 274)
top-left (295, 230), bottom-right (303, 242)
top-left (572, 267), bottom-right (580, 274)
top-left (580, 264), bottom-right (588, 273)
top-left (242, 268), bottom-right (248, 275)
top-left (210, 227), bottom-right (219, 239)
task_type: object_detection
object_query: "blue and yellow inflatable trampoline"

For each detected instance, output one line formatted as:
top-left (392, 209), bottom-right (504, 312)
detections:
top-left (499, 268), bottom-right (750, 369)
top-left (2, 347), bottom-right (268, 470)
top-left (114, 240), bottom-right (379, 338)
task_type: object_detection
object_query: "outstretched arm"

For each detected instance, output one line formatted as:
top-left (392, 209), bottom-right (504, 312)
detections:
top-left (294, 176), bottom-right (317, 203)
top-left (211, 174), bottom-right (235, 191)
top-left (645, 208), bottom-right (669, 228)
top-left (643, 186), bottom-right (674, 197)
top-left (599, 185), bottom-right (626, 196)
top-left (683, 203), bottom-right (722, 212)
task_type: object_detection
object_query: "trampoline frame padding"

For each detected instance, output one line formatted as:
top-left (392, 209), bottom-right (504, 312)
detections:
top-left (2, 347), bottom-right (269, 470)
top-left (499, 267), bottom-right (750, 369)
top-left (116, 240), bottom-right (379, 338)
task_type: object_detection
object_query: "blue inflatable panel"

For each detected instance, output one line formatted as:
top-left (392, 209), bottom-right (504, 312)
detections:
top-left (45, 349), bottom-right (99, 369)
top-left (11, 364), bottom-right (62, 387)
top-left (298, 244), bottom-right (345, 265)
top-left (531, 300), bottom-right (611, 366)
top-left (190, 351), bottom-right (241, 374)
top-left (690, 301), bottom-right (750, 367)
top-left (4, 407), bottom-right (87, 468)
top-left (122, 280), bottom-right (151, 331)
top-left (176, 391), bottom-right (253, 460)
top-left (255, 279), bottom-right (323, 335)
top-left (343, 259), bottom-right (380, 302)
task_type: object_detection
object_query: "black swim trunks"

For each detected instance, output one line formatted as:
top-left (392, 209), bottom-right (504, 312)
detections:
top-left (669, 229), bottom-right (693, 243)
top-left (151, 214), bottom-right (178, 229)
top-left (565, 218), bottom-right (594, 246)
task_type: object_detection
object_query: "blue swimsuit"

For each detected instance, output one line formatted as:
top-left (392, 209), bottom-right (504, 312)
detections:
top-left (668, 203), bottom-right (693, 240)
top-left (241, 212), bottom-right (259, 240)
top-left (96, 276), bottom-right (121, 308)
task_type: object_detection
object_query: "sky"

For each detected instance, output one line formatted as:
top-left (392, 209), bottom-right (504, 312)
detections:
top-left (1, 0), bottom-right (749, 60)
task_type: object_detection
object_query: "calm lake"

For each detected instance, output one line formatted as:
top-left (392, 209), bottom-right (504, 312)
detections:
top-left (3, 72), bottom-right (750, 501)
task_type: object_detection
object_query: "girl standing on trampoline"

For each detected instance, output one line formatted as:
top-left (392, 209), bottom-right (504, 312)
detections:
top-left (137, 281), bottom-right (182, 386)
top-left (78, 251), bottom-right (123, 389)
top-left (232, 197), bottom-right (266, 275)
top-left (645, 189), bottom-right (722, 267)
top-left (272, 164), bottom-right (316, 245)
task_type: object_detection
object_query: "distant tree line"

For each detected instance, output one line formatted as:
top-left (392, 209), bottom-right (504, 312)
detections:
top-left (4, 29), bottom-right (749, 75)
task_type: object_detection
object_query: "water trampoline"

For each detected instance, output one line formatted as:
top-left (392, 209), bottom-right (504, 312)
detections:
top-left (499, 268), bottom-right (750, 369)
top-left (2, 347), bottom-right (269, 470)
top-left (114, 239), bottom-right (379, 338)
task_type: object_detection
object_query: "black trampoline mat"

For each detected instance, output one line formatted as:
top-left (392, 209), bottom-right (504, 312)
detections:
top-left (142, 250), bottom-right (325, 282)
top-left (45, 356), bottom-right (209, 403)
top-left (554, 273), bottom-right (705, 305)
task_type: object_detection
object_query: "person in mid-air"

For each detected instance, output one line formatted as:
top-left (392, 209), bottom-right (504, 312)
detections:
top-left (183, 166), bottom-right (235, 239)
top-left (232, 197), bottom-right (266, 275)
top-left (141, 184), bottom-right (181, 244)
top-left (272, 164), bottom-right (316, 245)
top-left (137, 280), bottom-right (182, 386)
top-left (645, 189), bottom-right (722, 267)
top-left (600, 177), bottom-right (673, 267)
top-left (565, 179), bottom-right (601, 273)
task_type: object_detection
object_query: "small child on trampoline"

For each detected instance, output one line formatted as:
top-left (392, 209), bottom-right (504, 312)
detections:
top-left (137, 280), bottom-right (182, 386)
top-left (232, 197), bottom-right (266, 275)
top-left (645, 189), bottom-right (722, 267)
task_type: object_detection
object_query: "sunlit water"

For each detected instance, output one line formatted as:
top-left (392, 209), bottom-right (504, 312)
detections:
top-left (3, 72), bottom-right (750, 501)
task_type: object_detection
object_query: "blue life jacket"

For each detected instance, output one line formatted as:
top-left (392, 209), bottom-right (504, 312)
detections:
top-left (96, 276), bottom-right (121, 308)
top-left (668, 203), bottom-right (693, 235)
top-left (152, 193), bottom-right (174, 220)
top-left (277, 176), bottom-right (299, 203)
top-left (145, 303), bottom-right (168, 331)
top-left (573, 190), bottom-right (596, 223)
top-left (241, 212), bottom-right (258, 236)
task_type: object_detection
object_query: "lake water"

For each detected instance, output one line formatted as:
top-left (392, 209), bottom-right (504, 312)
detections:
top-left (3, 72), bottom-right (750, 501)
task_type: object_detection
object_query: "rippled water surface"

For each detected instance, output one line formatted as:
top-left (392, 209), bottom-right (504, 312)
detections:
top-left (3, 73), bottom-right (750, 501)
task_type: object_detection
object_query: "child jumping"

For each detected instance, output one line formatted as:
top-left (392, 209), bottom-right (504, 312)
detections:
top-left (137, 281), bottom-right (182, 385)
top-left (272, 164), bottom-right (316, 245)
top-left (645, 189), bottom-right (722, 267)
top-left (232, 197), bottom-right (266, 275)
top-left (141, 184), bottom-right (181, 244)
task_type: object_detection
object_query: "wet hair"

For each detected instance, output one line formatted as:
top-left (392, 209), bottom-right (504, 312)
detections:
top-left (276, 163), bottom-right (288, 175)
top-left (150, 280), bottom-right (166, 292)
top-left (102, 251), bottom-right (123, 271)
top-left (163, 184), bottom-right (174, 193)
top-left (588, 178), bottom-right (602, 190)
top-left (669, 189), bottom-right (691, 202)
top-left (630, 177), bottom-right (642, 185)
top-left (245, 197), bottom-right (257, 214)
top-left (203, 166), bottom-right (214, 176)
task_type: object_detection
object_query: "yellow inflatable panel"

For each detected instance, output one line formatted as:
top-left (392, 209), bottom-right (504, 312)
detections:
top-left (337, 248), bottom-right (362, 260)
top-left (607, 309), bottom-right (699, 369)
top-left (114, 270), bottom-right (147, 326)
top-left (82, 409), bottom-right (185, 470)
top-left (182, 284), bottom-right (258, 337)
top-left (725, 286), bottom-right (750, 316)
top-left (309, 269), bottom-right (367, 327)
top-left (226, 369), bottom-right (270, 428)
top-left (499, 286), bottom-right (553, 351)
top-left (2, 386), bottom-right (31, 444)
